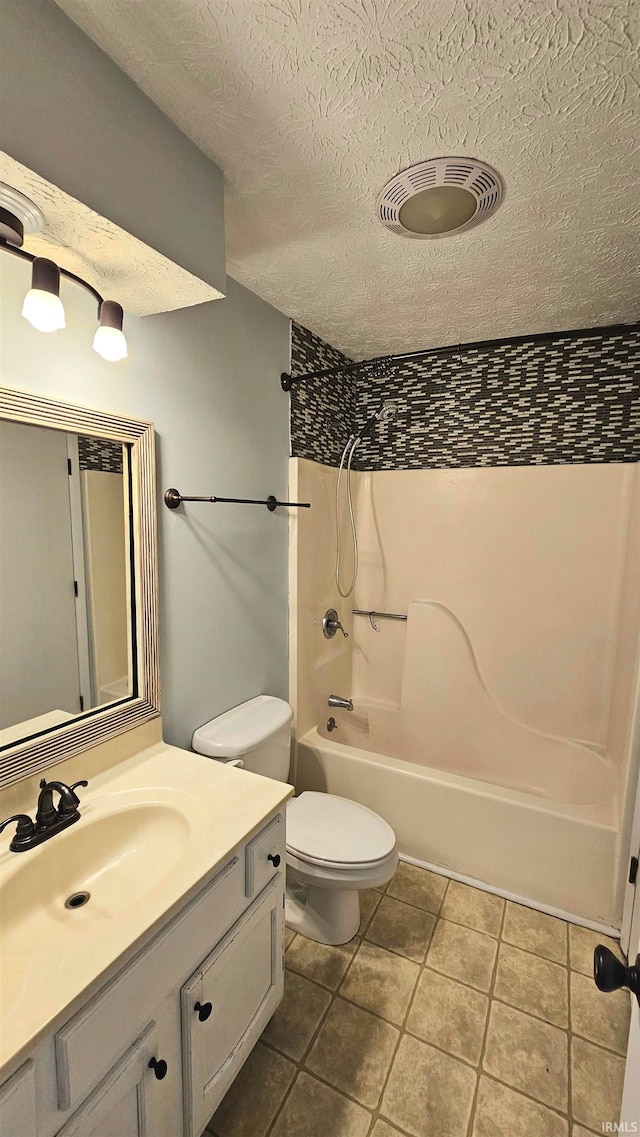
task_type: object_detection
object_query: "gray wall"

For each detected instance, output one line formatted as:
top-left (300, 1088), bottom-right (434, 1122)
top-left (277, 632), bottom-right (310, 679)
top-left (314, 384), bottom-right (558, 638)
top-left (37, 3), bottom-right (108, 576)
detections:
top-left (0, 0), bottom-right (290, 748)
top-left (0, 256), bottom-right (291, 748)
top-left (0, 0), bottom-right (225, 293)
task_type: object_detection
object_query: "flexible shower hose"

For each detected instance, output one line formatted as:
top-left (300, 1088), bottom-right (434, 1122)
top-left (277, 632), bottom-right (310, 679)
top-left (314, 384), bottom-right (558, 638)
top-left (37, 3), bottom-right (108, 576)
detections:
top-left (335, 434), bottom-right (361, 598)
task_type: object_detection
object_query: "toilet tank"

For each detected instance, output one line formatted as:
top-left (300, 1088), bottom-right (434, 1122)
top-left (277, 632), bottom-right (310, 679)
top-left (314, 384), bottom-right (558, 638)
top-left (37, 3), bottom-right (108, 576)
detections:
top-left (191, 696), bottom-right (293, 782)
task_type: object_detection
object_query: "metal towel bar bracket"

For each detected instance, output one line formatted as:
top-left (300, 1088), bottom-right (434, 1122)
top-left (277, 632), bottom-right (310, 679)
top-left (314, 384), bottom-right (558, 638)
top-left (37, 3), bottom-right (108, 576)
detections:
top-left (353, 609), bottom-right (407, 632)
top-left (164, 488), bottom-right (311, 512)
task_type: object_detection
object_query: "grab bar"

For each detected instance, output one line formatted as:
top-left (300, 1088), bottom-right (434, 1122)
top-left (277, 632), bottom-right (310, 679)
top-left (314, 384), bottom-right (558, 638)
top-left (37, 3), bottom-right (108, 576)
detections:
top-left (353, 609), bottom-right (407, 632)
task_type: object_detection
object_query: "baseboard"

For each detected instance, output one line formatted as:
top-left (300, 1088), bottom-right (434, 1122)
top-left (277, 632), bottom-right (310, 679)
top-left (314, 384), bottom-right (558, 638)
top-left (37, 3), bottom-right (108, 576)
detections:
top-left (399, 852), bottom-right (621, 941)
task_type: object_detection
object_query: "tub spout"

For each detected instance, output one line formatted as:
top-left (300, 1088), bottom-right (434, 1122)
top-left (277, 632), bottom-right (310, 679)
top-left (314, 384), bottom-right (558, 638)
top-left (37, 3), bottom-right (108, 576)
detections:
top-left (328, 695), bottom-right (354, 712)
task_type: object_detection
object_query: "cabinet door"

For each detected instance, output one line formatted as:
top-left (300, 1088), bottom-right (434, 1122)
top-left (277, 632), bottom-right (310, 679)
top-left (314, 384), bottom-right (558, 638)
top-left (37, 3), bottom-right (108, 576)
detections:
top-left (55, 1023), bottom-right (156, 1137)
top-left (182, 876), bottom-right (284, 1137)
top-left (0, 1060), bottom-right (37, 1137)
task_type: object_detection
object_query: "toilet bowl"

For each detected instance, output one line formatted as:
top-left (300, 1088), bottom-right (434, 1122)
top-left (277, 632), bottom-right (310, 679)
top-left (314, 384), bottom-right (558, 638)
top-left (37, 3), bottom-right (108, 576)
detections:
top-left (191, 696), bottom-right (398, 945)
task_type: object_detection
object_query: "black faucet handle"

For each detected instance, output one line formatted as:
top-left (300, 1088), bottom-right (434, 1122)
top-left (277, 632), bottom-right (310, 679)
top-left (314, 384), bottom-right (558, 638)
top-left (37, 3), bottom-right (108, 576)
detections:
top-left (57, 780), bottom-right (88, 815)
top-left (0, 814), bottom-right (36, 851)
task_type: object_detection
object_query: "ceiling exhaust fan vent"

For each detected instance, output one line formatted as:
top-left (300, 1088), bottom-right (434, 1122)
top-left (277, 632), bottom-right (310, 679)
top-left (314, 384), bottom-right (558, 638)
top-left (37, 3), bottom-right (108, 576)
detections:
top-left (377, 158), bottom-right (503, 240)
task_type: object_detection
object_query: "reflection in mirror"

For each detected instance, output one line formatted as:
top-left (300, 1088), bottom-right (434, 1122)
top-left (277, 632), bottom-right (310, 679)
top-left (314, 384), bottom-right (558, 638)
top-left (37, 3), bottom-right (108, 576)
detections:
top-left (0, 421), bottom-right (133, 748)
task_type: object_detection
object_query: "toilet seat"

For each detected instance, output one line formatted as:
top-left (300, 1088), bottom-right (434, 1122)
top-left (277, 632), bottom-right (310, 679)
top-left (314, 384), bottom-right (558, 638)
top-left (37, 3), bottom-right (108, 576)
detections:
top-left (286, 791), bottom-right (396, 868)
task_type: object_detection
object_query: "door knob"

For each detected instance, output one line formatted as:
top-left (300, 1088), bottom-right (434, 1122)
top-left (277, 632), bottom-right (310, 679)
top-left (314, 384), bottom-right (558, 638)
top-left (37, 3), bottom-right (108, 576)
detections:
top-left (268, 853), bottom-right (281, 867)
top-left (594, 946), bottom-right (640, 1005)
top-left (148, 1057), bottom-right (168, 1080)
top-left (194, 1000), bottom-right (213, 1021)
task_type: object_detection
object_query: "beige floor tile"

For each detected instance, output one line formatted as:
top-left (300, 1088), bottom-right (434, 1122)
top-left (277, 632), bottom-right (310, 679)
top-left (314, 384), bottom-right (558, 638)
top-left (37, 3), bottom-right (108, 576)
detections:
top-left (569, 924), bottom-right (625, 977)
top-left (472, 1075), bottom-right (568, 1137)
top-left (570, 971), bottom-right (631, 1055)
top-left (494, 942), bottom-right (569, 1027)
top-left (381, 1033), bottom-right (477, 1137)
top-left (427, 919), bottom-right (497, 992)
top-left (571, 1036), bottom-right (625, 1131)
top-left (407, 966), bottom-right (488, 1065)
top-left (571, 1129), bottom-right (599, 1137)
top-left (502, 902), bottom-right (568, 964)
top-left (286, 932), bottom-right (357, 990)
top-left (483, 1001), bottom-right (568, 1111)
top-left (359, 888), bottom-right (382, 934)
top-left (210, 1042), bottom-right (296, 1137)
top-left (387, 861), bottom-right (448, 913)
top-left (370, 1123), bottom-right (408, 1137)
top-left (306, 997), bottom-right (399, 1108)
top-left (261, 970), bottom-right (331, 1060)
top-left (441, 881), bottom-right (505, 937)
top-left (270, 1071), bottom-right (371, 1137)
top-left (284, 927), bottom-right (296, 949)
top-left (341, 941), bottom-right (420, 1025)
top-left (366, 895), bottom-right (436, 962)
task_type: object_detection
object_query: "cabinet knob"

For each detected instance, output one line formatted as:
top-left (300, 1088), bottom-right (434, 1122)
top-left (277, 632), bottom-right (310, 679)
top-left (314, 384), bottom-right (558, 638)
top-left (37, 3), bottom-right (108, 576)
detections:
top-left (148, 1057), bottom-right (168, 1080)
top-left (268, 853), bottom-right (281, 868)
top-left (194, 1000), bottom-right (213, 1022)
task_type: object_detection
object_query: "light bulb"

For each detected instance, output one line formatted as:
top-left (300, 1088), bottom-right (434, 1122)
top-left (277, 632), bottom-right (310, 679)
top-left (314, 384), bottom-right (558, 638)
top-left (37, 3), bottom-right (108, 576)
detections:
top-left (21, 288), bottom-right (66, 332)
top-left (21, 258), bottom-right (65, 332)
top-left (93, 300), bottom-right (127, 362)
top-left (92, 324), bottom-right (128, 362)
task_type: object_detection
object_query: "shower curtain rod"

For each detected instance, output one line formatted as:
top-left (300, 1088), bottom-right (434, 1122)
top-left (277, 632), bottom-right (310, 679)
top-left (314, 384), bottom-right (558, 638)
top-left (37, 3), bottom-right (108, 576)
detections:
top-left (279, 321), bottom-right (639, 391)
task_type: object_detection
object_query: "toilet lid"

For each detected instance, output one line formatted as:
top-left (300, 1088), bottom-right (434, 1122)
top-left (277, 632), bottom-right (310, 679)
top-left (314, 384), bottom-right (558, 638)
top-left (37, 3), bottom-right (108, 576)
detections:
top-left (286, 792), bottom-right (396, 865)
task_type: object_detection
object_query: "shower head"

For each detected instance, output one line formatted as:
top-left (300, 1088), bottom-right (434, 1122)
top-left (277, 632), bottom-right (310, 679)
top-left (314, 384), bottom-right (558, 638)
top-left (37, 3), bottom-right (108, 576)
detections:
top-left (353, 400), bottom-right (398, 442)
top-left (378, 400), bottom-right (398, 423)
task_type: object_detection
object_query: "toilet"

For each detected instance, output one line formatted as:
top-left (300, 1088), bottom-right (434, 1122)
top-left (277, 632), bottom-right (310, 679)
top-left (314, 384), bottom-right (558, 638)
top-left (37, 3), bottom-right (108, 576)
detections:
top-left (192, 695), bottom-right (398, 944)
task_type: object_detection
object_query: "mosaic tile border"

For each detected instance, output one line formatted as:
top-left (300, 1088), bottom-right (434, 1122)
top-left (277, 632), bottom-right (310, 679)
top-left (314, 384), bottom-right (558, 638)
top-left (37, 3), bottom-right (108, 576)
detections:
top-left (290, 323), bottom-right (640, 469)
top-left (78, 435), bottom-right (124, 474)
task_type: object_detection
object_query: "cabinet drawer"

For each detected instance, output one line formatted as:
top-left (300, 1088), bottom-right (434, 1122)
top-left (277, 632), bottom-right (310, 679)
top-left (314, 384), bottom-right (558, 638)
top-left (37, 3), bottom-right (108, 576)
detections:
top-left (55, 854), bottom-right (244, 1114)
top-left (245, 813), bottom-right (285, 898)
top-left (181, 876), bottom-right (284, 1137)
top-left (0, 1060), bottom-right (36, 1137)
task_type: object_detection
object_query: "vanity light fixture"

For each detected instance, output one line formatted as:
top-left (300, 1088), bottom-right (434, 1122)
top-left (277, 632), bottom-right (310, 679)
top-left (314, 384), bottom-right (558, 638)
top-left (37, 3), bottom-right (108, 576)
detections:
top-left (93, 300), bottom-right (128, 362)
top-left (0, 183), bottom-right (128, 362)
top-left (21, 257), bottom-right (66, 333)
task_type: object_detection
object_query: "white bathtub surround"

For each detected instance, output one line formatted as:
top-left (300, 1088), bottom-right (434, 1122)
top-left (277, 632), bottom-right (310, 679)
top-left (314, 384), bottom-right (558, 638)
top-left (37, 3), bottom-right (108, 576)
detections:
top-left (290, 458), bottom-right (640, 928)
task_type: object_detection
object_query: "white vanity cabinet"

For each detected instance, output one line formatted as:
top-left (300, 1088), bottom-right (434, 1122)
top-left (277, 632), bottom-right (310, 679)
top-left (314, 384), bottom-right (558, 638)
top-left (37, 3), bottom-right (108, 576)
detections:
top-left (0, 808), bottom-right (286, 1137)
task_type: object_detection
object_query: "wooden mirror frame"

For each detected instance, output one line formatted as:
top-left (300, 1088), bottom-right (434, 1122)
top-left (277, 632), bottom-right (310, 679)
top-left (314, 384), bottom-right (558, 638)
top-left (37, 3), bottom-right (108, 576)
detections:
top-left (0, 386), bottom-right (160, 788)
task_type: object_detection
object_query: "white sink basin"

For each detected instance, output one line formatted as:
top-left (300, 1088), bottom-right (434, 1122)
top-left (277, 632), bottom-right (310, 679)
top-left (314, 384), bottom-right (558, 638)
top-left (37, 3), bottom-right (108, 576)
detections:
top-left (0, 803), bottom-right (190, 957)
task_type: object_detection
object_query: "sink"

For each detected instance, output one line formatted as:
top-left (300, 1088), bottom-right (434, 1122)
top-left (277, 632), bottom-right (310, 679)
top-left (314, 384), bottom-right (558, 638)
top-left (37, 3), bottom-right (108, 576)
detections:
top-left (0, 804), bottom-right (190, 957)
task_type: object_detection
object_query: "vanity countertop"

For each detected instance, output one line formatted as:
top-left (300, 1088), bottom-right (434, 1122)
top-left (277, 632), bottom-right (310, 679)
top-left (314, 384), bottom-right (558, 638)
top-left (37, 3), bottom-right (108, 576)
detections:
top-left (0, 741), bottom-right (292, 1074)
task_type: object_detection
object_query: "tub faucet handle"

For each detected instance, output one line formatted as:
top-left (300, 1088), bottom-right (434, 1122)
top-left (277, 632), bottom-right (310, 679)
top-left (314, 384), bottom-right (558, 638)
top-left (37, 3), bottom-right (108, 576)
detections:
top-left (323, 609), bottom-right (348, 639)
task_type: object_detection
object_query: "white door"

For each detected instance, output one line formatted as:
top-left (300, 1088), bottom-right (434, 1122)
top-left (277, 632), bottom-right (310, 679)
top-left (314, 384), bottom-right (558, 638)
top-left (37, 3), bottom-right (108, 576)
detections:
top-left (620, 689), bottom-right (640, 1130)
top-left (0, 420), bottom-right (82, 727)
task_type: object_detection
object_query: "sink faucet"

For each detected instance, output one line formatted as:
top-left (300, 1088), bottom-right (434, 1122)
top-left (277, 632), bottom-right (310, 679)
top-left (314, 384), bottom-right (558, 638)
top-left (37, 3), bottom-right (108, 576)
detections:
top-left (328, 695), bottom-right (354, 712)
top-left (0, 778), bottom-right (88, 852)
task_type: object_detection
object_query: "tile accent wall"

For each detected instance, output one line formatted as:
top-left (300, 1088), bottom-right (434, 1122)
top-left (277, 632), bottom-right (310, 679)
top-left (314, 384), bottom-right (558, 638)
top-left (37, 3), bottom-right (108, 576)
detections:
top-left (290, 322), bottom-right (357, 467)
top-left (77, 435), bottom-right (124, 474)
top-left (290, 322), bottom-right (640, 470)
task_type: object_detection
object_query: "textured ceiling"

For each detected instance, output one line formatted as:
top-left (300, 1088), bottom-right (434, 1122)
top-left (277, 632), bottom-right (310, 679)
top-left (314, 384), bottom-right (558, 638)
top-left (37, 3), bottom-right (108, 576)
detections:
top-left (55, 0), bottom-right (640, 357)
top-left (0, 154), bottom-right (223, 317)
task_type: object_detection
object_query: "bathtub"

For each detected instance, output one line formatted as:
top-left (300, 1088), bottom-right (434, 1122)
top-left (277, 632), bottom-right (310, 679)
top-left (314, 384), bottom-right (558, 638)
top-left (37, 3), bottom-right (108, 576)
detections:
top-left (294, 726), bottom-right (620, 929)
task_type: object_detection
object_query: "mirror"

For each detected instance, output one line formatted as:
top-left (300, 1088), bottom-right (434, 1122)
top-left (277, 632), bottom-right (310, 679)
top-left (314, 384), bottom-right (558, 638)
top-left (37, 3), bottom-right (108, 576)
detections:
top-left (0, 386), bottom-right (159, 788)
top-left (0, 421), bottom-right (133, 747)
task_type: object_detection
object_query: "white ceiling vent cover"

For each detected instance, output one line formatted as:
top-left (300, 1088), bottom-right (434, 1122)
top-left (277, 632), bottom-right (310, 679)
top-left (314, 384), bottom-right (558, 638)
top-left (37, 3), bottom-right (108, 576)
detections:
top-left (377, 158), bottom-right (503, 240)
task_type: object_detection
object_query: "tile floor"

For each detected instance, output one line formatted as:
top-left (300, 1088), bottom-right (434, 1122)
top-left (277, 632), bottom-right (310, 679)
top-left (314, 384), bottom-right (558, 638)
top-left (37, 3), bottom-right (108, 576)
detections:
top-left (207, 862), bottom-right (631, 1137)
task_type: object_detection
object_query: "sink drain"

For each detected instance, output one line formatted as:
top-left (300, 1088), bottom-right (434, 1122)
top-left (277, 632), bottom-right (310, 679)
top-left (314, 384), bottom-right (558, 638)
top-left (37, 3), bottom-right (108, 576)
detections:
top-left (65, 891), bottom-right (90, 910)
